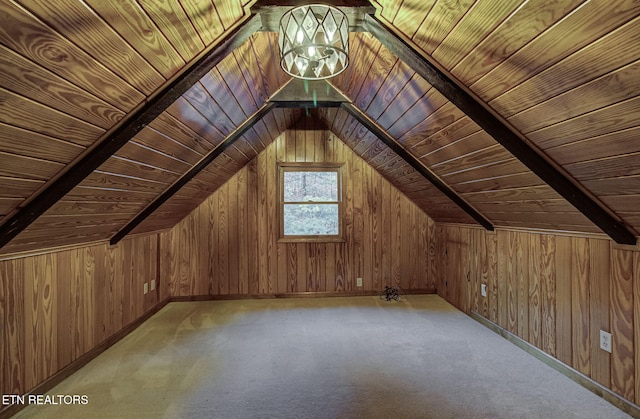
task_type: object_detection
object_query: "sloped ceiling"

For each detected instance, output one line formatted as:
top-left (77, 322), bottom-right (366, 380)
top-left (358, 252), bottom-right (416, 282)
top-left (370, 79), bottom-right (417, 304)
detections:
top-left (0, 0), bottom-right (639, 255)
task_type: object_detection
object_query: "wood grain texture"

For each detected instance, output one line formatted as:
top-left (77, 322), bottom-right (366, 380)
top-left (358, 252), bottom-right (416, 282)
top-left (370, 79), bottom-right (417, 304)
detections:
top-left (438, 225), bottom-right (640, 408)
top-left (165, 116), bottom-right (437, 297)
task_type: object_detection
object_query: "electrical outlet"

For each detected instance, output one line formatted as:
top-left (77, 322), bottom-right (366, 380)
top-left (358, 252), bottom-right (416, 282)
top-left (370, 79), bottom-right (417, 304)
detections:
top-left (150, 279), bottom-right (156, 291)
top-left (356, 277), bottom-right (363, 287)
top-left (600, 330), bottom-right (612, 353)
top-left (143, 282), bottom-right (148, 295)
top-left (481, 284), bottom-right (487, 297)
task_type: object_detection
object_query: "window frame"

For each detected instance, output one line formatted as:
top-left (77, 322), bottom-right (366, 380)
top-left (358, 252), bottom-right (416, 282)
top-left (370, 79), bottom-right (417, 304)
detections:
top-left (277, 162), bottom-right (345, 243)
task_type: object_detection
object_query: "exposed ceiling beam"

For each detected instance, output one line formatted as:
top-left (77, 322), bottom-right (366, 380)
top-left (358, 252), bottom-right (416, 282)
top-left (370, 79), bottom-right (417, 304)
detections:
top-left (341, 102), bottom-right (494, 231)
top-left (0, 14), bottom-right (262, 251)
top-left (363, 14), bottom-right (636, 245)
top-left (110, 103), bottom-right (276, 245)
top-left (271, 78), bottom-right (349, 108)
top-left (251, 0), bottom-right (375, 32)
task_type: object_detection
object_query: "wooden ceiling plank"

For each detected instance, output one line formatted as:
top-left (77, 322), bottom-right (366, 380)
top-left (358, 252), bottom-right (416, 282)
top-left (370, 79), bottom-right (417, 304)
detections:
top-left (82, 172), bottom-right (170, 195)
top-left (133, 127), bottom-right (203, 165)
top-left (0, 44), bottom-right (125, 129)
top-left (0, 123), bottom-right (85, 164)
top-left (184, 80), bottom-right (238, 136)
top-left (366, 14), bottom-right (637, 244)
top-left (110, 102), bottom-right (275, 245)
top-left (22, 0), bottom-right (165, 95)
top-left (0, 152), bottom-right (64, 181)
top-left (392, 0), bottom-right (436, 39)
top-left (411, 0), bottom-right (475, 55)
top-left (138, 0), bottom-right (205, 62)
top-left (375, 74), bottom-right (433, 130)
top-left (0, 1), bottom-right (145, 111)
top-left (527, 96), bottom-right (640, 149)
top-left (0, 87), bottom-right (105, 147)
top-left (0, 14), bottom-right (261, 250)
top-left (547, 126), bottom-right (640, 167)
top-left (491, 14), bottom-right (640, 118)
top-left (509, 60), bottom-right (640, 134)
top-left (387, 88), bottom-right (449, 141)
top-left (180, 0), bottom-right (225, 45)
top-left (148, 113), bottom-right (209, 156)
top-left (451, 0), bottom-right (582, 87)
top-left (398, 102), bottom-right (466, 149)
top-left (85, 0), bottom-right (185, 78)
top-left (409, 117), bottom-right (482, 158)
top-left (431, 1), bottom-right (522, 70)
top-left (364, 57), bottom-right (414, 121)
top-left (454, 172), bottom-right (544, 194)
top-left (342, 101), bottom-right (493, 230)
top-left (471, 1), bottom-right (640, 102)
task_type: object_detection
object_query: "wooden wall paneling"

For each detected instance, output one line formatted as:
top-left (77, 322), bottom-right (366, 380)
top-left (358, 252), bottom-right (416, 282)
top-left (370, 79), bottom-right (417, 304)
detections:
top-left (352, 144), bottom-right (364, 288)
top-left (460, 227), bottom-right (471, 314)
top-left (55, 250), bottom-right (71, 367)
top-left (228, 176), bottom-right (240, 295)
top-left (635, 250), bottom-right (640, 405)
top-left (266, 140), bottom-right (278, 294)
top-left (610, 246), bottom-right (635, 400)
top-left (236, 166), bottom-right (249, 295)
top-left (487, 231), bottom-right (498, 324)
top-left (540, 234), bottom-right (557, 357)
top-left (516, 231), bottom-right (529, 341)
top-left (506, 231), bottom-right (518, 334)
top-left (23, 253), bottom-right (57, 390)
top-left (497, 230), bottom-right (508, 329)
top-left (571, 237), bottom-right (591, 376)
top-left (246, 160), bottom-right (259, 295)
top-left (275, 134), bottom-right (288, 294)
top-left (257, 136), bottom-right (269, 294)
top-left (528, 233), bottom-right (541, 348)
top-left (0, 258), bottom-right (25, 396)
top-left (217, 182), bottom-right (229, 295)
top-left (555, 235), bottom-right (573, 366)
top-left (391, 184), bottom-right (402, 288)
top-left (590, 238), bottom-right (611, 388)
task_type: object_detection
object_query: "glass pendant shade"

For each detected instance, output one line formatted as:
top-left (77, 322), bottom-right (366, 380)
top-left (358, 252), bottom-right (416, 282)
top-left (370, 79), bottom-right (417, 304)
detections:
top-left (278, 4), bottom-right (349, 80)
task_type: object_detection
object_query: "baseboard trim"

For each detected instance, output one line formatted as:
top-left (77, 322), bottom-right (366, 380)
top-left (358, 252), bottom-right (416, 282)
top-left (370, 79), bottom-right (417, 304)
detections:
top-left (0, 298), bottom-right (170, 419)
top-left (470, 311), bottom-right (640, 418)
top-left (170, 288), bottom-right (437, 301)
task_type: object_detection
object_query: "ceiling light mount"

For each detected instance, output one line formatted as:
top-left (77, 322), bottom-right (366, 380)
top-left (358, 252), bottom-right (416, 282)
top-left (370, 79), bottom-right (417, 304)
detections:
top-left (278, 4), bottom-right (349, 80)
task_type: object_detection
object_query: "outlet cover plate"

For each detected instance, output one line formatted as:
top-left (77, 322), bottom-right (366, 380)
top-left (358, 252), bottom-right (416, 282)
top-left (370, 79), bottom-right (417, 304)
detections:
top-left (481, 284), bottom-right (487, 297)
top-left (356, 277), bottom-right (363, 287)
top-left (150, 279), bottom-right (156, 291)
top-left (143, 282), bottom-right (148, 295)
top-left (600, 330), bottom-right (612, 353)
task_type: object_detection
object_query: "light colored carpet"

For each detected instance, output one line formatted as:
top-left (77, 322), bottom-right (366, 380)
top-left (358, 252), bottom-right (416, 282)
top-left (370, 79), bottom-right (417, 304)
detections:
top-left (13, 295), bottom-right (631, 418)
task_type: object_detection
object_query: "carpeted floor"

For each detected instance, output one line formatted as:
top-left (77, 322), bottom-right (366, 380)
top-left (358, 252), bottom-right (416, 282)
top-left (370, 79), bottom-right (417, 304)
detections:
top-left (12, 295), bottom-right (631, 418)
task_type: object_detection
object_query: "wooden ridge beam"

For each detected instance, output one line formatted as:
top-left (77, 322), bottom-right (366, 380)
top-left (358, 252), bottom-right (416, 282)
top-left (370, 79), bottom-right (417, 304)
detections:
top-left (0, 14), bottom-right (262, 251)
top-left (110, 103), bottom-right (276, 245)
top-left (364, 14), bottom-right (636, 245)
top-left (341, 102), bottom-right (494, 231)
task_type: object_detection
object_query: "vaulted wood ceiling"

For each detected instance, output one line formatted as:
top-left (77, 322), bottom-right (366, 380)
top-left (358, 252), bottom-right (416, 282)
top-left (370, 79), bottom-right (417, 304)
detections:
top-left (0, 0), bottom-right (639, 255)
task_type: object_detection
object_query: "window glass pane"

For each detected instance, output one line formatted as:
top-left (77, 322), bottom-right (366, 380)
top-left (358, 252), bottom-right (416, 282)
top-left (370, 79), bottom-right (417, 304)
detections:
top-left (283, 171), bottom-right (338, 202)
top-left (283, 204), bottom-right (339, 235)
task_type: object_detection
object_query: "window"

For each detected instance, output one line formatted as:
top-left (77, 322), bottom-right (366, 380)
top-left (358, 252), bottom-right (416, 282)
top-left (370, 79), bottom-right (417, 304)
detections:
top-left (278, 163), bottom-right (344, 242)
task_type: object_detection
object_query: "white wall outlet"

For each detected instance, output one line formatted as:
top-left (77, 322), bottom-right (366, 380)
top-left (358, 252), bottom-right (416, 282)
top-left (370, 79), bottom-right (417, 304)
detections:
top-left (143, 282), bottom-right (148, 295)
top-left (356, 277), bottom-right (363, 287)
top-left (481, 283), bottom-right (487, 297)
top-left (600, 330), bottom-right (612, 353)
top-left (150, 279), bottom-right (156, 291)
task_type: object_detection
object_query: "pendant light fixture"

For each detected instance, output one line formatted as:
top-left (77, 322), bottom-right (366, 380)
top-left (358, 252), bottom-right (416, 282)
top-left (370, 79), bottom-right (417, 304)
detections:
top-left (278, 4), bottom-right (349, 80)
